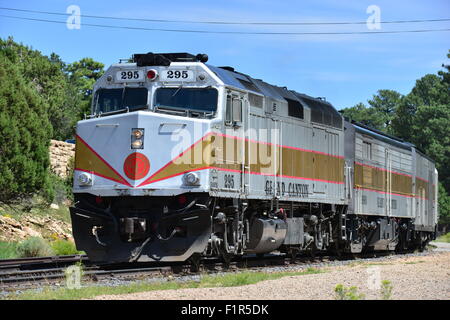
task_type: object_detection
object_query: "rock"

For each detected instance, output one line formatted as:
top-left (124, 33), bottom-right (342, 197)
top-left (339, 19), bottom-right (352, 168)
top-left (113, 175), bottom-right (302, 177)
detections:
top-left (49, 139), bottom-right (75, 178)
top-left (22, 226), bottom-right (41, 238)
top-left (0, 215), bottom-right (22, 228)
top-left (50, 203), bottom-right (60, 210)
top-left (26, 216), bottom-right (45, 227)
top-left (0, 214), bottom-right (73, 242)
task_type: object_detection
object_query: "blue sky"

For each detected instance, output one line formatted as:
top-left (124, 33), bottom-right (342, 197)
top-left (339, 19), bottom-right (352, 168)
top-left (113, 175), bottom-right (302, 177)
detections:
top-left (0, 0), bottom-right (449, 109)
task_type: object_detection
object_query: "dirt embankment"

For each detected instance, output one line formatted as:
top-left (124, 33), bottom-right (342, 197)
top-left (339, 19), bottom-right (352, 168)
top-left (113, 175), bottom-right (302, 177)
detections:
top-left (0, 214), bottom-right (72, 242)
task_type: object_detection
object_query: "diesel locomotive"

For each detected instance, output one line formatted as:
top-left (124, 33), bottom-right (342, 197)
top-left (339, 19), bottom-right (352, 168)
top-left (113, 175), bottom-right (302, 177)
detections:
top-left (70, 52), bottom-right (438, 263)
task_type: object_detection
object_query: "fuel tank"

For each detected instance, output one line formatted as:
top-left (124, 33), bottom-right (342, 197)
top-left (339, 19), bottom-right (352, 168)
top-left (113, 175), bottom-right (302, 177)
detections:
top-left (246, 218), bottom-right (287, 254)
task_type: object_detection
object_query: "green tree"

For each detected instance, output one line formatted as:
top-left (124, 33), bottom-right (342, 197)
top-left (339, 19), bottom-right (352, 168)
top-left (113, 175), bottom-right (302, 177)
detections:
top-left (0, 37), bottom-right (105, 140)
top-left (410, 74), bottom-right (448, 106)
top-left (66, 57), bottom-right (104, 116)
top-left (390, 94), bottom-right (418, 139)
top-left (411, 104), bottom-right (450, 190)
top-left (438, 50), bottom-right (450, 94)
top-left (0, 37), bottom-right (75, 140)
top-left (438, 183), bottom-right (450, 230)
top-left (340, 102), bottom-right (385, 130)
top-left (340, 90), bottom-right (403, 133)
top-left (367, 89), bottom-right (403, 133)
top-left (0, 52), bottom-right (53, 202)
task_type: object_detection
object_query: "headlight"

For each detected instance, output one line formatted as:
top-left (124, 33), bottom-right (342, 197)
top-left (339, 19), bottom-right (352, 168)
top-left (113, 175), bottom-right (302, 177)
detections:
top-left (78, 172), bottom-right (93, 186)
top-left (132, 129), bottom-right (144, 139)
top-left (131, 128), bottom-right (144, 149)
top-left (131, 139), bottom-right (143, 149)
top-left (183, 172), bottom-right (200, 186)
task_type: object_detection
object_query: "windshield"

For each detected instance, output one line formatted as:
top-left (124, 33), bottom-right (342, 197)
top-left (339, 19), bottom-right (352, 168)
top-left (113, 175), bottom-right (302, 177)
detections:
top-left (154, 88), bottom-right (218, 115)
top-left (95, 87), bottom-right (148, 114)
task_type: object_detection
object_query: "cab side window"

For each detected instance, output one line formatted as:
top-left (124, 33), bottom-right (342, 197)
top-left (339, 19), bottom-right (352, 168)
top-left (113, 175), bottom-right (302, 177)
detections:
top-left (362, 141), bottom-right (372, 160)
top-left (226, 94), bottom-right (242, 125)
top-left (232, 98), bottom-right (242, 123)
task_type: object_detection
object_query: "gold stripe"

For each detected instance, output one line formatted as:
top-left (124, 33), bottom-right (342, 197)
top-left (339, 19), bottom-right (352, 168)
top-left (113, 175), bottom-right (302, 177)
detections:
top-left (144, 133), bottom-right (344, 185)
top-left (354, 163), bottom-right (413, 196)
top-left (75, 137), bottom-right (128, 184)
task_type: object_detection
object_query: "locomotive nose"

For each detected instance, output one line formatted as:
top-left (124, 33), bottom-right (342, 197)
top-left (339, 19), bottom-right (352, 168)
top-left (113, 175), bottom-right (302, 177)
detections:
top-left (74, 112), bottom-right (154, 191)
top-left (74, 111), bottom-right (208, 193)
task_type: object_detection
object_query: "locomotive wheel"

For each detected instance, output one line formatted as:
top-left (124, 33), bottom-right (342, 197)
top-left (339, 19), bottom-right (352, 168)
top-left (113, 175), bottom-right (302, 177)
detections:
top-left (288, 248), bottom-right (300, 263)
top-left (189, 253), bottom-right (202, 272)
top-left (309, 246), bottom-right (318, 260)
top-left (331, 241), bottom-right (343, 259)
top-left (222, 252), bottom-right (233, 268)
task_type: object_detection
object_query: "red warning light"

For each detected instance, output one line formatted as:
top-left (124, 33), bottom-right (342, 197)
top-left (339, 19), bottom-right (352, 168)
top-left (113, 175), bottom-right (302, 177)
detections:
top-left (123, 153), bottom-right (150, 180)
top-left (147, 69), bottom-right (157, 80)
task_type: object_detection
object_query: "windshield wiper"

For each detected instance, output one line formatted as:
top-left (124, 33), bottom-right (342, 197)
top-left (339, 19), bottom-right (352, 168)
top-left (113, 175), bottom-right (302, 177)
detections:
top-left (172, 85), bottom-right (183, 97)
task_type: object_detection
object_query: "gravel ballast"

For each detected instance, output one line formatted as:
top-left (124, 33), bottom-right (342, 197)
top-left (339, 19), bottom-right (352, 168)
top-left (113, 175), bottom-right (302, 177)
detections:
top-left (95, 246), bottom-right (450, 300)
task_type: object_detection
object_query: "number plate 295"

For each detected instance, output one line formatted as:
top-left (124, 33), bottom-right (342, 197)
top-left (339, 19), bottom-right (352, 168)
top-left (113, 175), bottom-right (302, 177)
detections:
top-left (160, 69), bottom-right (195, 82)
top-left (116, 70), bottom-right (144, 82)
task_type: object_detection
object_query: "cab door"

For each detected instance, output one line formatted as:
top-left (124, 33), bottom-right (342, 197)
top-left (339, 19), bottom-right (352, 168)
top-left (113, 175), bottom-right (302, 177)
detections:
top-left (312, 127), bottom-right (327, 195)
top-left (264, 117), bottom-right (281, 198)
top-left (222, 90), bottom-right (247, 196)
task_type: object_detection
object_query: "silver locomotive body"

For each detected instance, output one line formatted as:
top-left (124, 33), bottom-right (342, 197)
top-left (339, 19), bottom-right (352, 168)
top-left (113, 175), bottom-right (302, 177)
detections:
top-left (70, 53), bottom-right (438, 263)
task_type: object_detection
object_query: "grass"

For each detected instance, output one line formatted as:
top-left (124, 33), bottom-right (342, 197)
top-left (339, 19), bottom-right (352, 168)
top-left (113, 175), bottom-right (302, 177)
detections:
top-left (199, 267), bottom-right (322, 287)
top-left (404, 260), bottom-right (425, 264)
top-left (380, 280), bottom-right (393, 300)
top-left (16, 236), bottom-right (54, 257)
top-left (1, 238), bottom-right (52, 259)
top-left (51, 239), bottom-right (83, 256)
top-left (0, 241), bottom-right (19, 259)
top-left (435, 232), bottom-right (450, 243)
top-left (7, 267), bottom-right (324, 300)
top-left (0, 238), bottom-right (81, 259)
top-left (333, 280), bottom-right (393, 300)
top-left (334, 284), bottom-right (365, 300)
top-left (365, 262), bottom-right (391, 266)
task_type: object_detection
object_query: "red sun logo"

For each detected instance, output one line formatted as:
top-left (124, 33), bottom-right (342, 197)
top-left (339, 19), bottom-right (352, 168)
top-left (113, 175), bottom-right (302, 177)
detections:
top-left (123, 153), bottom-right (150, 180)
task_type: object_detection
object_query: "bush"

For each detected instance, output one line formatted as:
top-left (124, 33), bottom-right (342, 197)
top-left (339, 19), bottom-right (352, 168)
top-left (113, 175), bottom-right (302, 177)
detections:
top-left (48, 173), bottom-right (73, 205)
top-left (436, 232), bottom-right (450, 243)
top-left (334, 284), bottom-right (365, 300)
top-left (17, 237), bottom-right (54, 257)
top-left (0, 241), bottom-right (19, 259)
top-left (380, 280), bottom-right (393, 300)
top-left (51, 240), bottom-right (81, 256)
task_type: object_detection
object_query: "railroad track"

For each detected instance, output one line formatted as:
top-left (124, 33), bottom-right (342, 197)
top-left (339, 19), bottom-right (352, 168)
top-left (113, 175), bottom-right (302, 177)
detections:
top-left (0, 255), bottom-right (88, 270)
top-left (0, 250), bottom-right (400, 293)
top-left (0, 253), bottom-right (326, 291)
